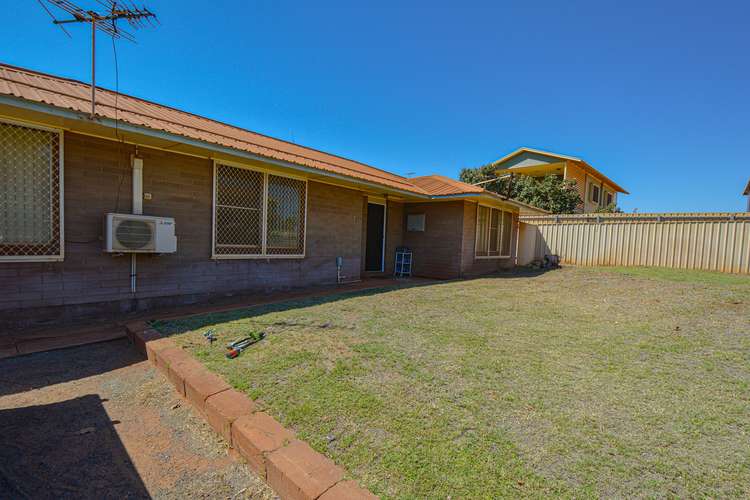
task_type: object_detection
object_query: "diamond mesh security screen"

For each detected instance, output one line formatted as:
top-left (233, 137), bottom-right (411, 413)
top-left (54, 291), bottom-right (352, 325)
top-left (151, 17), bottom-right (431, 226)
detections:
top-left (266, 175), bottom-right (305, 255)
top-left (0, 122), bottom-right (62, 259)
top-left (215, 164), bottom-right (264, 255)
top-left (214, 164), bottom-right (306, 257)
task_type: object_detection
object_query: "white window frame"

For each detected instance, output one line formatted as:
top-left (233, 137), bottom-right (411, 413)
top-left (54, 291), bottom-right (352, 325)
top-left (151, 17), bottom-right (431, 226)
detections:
top-left (0, 118), bottom-right (64, 263)
top-left (211, 160), bottom-right (307, 259)
top-left (475, 204), bottom-right (513, 259)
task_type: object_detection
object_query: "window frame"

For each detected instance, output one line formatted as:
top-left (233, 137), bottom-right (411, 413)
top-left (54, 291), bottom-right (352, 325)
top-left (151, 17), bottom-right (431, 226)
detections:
top-left (589, 183), bottom-right (600, 204)
top-left (0, 118), bottom-right (64, 263)
top-left (474, 203), bottom-right (513, 260)
top-left (604, 189), bottom-right (614, 207)
top-left (211, 160), bottom-right (307, 260)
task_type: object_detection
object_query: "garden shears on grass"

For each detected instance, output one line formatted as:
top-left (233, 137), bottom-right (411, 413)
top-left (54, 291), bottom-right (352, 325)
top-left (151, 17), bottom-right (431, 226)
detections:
top-left (225, 332), bottom-right (265, 359)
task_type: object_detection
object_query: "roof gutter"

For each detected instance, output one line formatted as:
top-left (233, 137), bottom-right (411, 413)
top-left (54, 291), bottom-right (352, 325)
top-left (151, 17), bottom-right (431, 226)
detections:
top-left (430, 192), bottom-right (549, 213)
top-left (576, 160), bottom-right (629, 195)
top-left (0, 94), bottom-right (548, 213)
top-left (0, 94), bottom-right (432, 201)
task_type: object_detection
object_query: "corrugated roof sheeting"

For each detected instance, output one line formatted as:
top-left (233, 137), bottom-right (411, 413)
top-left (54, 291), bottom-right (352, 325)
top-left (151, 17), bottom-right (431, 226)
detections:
top-left (0, 64), bottom-right (426, 194)
top-left (0, 63), bottom-right (533, 203)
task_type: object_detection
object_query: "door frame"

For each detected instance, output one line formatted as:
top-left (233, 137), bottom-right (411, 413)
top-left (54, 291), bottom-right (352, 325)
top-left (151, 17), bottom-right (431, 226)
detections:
top-left (366, 197), bottom-right (387, 273)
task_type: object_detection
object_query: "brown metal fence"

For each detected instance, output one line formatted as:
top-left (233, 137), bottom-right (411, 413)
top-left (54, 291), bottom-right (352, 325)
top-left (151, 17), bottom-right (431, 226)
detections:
top-left (519, 213), bottom-right (750, 274)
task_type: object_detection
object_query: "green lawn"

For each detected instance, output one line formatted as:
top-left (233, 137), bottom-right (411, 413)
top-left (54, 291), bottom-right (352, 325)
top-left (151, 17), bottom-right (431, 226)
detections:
top-left (154, 267), bottom-right (750, 499)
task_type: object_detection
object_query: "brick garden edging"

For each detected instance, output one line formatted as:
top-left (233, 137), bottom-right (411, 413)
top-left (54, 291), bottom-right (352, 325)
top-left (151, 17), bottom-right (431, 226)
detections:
top-left (125, 322), bottom-right (377, 500)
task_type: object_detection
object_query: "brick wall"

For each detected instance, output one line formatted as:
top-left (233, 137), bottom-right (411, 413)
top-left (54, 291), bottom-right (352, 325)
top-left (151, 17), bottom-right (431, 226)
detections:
top-left (402, 201), bottom-right (464, 279)
top-left (1, 133), bottom-right (364, 327)
top-left (384, 201), bottom-right (404, 275)
top-left (2, 131), bottom-right (520, 328)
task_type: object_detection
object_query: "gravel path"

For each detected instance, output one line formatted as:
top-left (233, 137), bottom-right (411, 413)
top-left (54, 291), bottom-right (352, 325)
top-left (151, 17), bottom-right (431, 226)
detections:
top-left (0, 338), bottom-right (276, 499)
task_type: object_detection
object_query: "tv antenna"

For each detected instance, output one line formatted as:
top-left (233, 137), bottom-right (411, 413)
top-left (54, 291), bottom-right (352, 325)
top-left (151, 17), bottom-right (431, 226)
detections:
top-left (40, 0), bottom-right (158, 118)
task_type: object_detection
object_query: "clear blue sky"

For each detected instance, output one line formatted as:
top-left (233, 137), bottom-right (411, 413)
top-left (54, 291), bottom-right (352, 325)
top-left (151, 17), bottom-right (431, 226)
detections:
top-left (3, 1), bottom-right (749, 212)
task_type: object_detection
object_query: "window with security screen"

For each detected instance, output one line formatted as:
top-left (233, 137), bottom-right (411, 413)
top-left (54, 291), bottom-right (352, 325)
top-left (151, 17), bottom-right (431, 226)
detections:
top-left (475, 205), bottom-right (512, 258)
top-left (213, 163), bottom-right (306, 258)
top-left (214, 165), bottom-right (264, 255)
top-left (266, 175), bottom-right (306, 255)
top-left (0, 121), bottom-right (63, 261)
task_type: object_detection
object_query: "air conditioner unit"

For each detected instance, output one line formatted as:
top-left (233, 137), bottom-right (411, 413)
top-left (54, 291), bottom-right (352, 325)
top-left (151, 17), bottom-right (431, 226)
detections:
top-left (104, 213), bottom-right (177, 253)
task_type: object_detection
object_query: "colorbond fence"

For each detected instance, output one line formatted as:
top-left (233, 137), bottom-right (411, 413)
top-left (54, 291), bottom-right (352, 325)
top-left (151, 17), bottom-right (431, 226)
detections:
top-left (519, 213), bottom-right (750, 274)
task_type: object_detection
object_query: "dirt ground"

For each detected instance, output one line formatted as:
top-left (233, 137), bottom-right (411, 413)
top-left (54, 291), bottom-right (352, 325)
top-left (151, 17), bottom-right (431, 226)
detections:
top-left (0, 339), bottom-right (276, 499)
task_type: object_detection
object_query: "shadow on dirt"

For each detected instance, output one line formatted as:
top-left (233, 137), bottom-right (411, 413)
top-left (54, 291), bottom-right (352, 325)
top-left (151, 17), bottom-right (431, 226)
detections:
top-left (0, 339), bottom-right (143, 398)
top-left (0, 393), bottom-right (150, 499)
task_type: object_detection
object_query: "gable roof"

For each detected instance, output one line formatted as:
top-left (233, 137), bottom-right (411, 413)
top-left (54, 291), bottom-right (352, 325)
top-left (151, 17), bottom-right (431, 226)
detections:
top-left (744, 179), bottom-right (750, 196)
top-left (493, 147), bottom-right (629, 194)
top-left (0, 63), bottom-right (426, 195)
top-left (494, 147), bottom-right (584, 165)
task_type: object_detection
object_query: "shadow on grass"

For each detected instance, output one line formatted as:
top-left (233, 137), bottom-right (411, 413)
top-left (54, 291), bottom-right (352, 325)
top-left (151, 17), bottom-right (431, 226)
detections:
top-left (152, 268), bottom-right (558, 337)
top-left (0, 394), bottom-right (150, 499)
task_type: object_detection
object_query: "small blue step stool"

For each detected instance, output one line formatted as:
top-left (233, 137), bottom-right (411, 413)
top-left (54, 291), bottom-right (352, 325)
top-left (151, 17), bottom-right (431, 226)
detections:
top-left (394, 247), bottom-right (412, 278)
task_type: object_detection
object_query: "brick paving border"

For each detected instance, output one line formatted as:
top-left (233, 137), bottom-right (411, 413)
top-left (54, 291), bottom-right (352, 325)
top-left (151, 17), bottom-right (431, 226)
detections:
top-left (126, 322), bottom-right (377, 500)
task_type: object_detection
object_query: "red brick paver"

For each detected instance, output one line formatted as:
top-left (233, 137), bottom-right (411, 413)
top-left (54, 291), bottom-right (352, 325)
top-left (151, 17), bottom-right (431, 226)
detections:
top-left (319, 480), bottom-right (378, 500)
top-left (143, 335), bottom-right (172, 363)
top-left (267, 440), bottom-right (345, 500)
top-left (123, 291), bottom-right (384, 499)
top-left (154, 346), bottom-right (192, 376)
top-left (137, 330), bottom-right (164, 359)
top-left (205, 389), bottom-right (256, 444)
top-left (184, 368), bottom-right (231, 415)
top-left (167, 356), bottom-right (205, 397)
top-left (232, 412), bottom-right (295, 478)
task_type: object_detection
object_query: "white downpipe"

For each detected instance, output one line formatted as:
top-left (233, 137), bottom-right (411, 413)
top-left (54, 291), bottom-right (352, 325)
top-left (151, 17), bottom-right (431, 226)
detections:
top-left (131, 156), bottom-right (143, 294)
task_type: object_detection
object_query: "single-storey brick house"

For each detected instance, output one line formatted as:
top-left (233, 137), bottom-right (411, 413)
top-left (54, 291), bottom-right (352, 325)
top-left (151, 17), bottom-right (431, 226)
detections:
top-left (0, 63), bottom-right (534, 327)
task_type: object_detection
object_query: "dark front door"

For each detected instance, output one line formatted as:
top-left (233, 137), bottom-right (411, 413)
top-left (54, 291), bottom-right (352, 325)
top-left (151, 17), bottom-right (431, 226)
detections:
top-left (365, 203), bottom-right (385, 272)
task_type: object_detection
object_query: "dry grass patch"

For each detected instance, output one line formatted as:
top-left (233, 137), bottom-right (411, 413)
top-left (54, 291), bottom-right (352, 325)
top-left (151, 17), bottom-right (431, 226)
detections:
top-left (154, 267), bottom-right (750, 498)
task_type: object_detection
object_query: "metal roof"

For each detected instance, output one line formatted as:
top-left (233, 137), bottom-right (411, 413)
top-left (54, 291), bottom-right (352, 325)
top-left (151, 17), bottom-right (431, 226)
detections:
top-left (0, 63), bottom-right (427, 194)
top-left (0, 63), bottom-right (543, 211)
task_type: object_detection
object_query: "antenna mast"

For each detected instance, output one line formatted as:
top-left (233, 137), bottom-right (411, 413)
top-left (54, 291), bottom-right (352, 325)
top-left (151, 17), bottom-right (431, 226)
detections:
top-left (42, 1), bottom-right (157, 118)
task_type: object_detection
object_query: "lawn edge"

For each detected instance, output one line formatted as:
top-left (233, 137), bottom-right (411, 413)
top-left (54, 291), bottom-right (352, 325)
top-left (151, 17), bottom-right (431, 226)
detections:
top-left (125, 321), bottom-right (377, 500)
